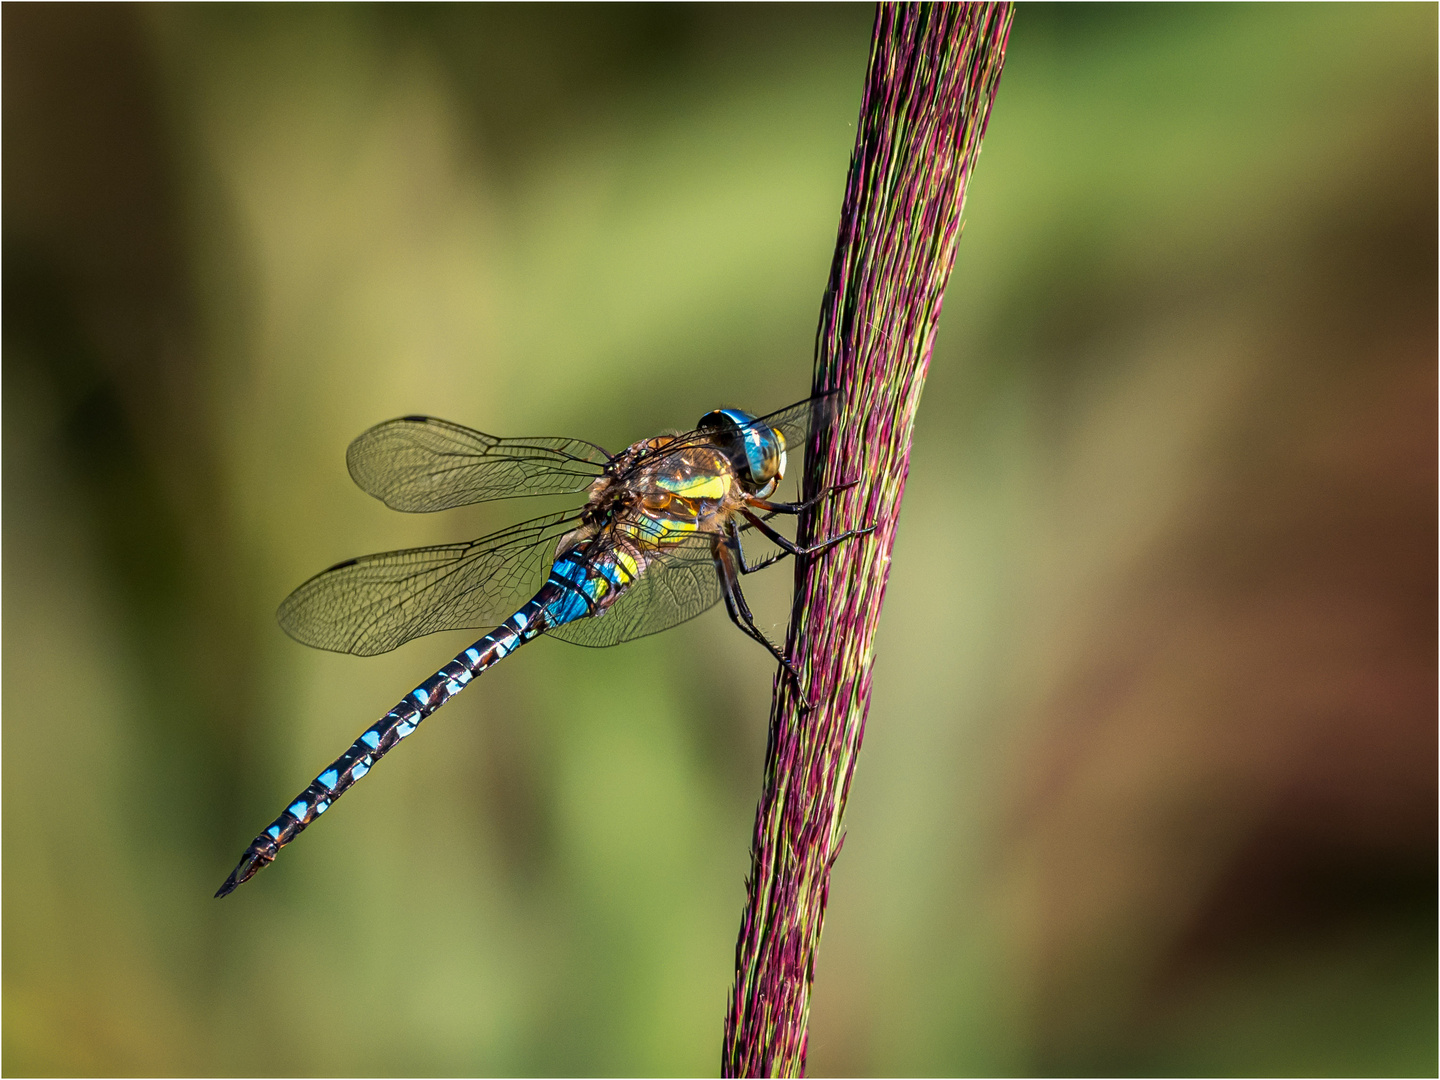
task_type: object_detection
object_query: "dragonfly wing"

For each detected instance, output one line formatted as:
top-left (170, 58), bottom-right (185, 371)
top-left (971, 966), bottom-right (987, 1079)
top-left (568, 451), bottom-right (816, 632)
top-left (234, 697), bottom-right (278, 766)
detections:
top-left (278, 509), bottom-right (582, 656)
top-left (745, 390), bottom-right (839, 451)
top-left (549, 533), bottom-right (723, 648)
top-left (347, 416), bottom-right (610, 511)
top-left (638, 392), bottom-right (839, 475)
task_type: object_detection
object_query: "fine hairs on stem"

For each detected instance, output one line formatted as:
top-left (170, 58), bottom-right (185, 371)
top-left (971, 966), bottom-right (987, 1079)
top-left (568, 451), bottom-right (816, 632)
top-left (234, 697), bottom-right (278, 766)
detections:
top-left (723, 5), bottom-right (1014, 1075)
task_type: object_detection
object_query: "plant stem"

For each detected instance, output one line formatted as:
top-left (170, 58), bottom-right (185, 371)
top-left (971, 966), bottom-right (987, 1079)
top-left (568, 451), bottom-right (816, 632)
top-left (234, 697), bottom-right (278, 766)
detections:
top-left (723, 4), bottom-right (1013, 1075)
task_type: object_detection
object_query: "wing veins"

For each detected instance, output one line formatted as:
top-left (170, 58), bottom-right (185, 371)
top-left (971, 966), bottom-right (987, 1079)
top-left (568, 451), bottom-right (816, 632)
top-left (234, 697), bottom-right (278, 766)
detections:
top-left (279, 509), bottom-right (582, 655)
top-left (347, 418), bottom-right (609, 510)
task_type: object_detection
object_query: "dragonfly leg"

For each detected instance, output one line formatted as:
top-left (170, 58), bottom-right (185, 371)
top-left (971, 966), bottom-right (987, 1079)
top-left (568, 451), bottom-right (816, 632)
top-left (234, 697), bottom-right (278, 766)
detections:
top-left (740, 508), bottom-right (875, 560)
top-left (714, 544), bottom-right (813, 709)
top-left (728, 519), bottom-right (788, 575)
top-left (747, 478), bottom-right (862, 516)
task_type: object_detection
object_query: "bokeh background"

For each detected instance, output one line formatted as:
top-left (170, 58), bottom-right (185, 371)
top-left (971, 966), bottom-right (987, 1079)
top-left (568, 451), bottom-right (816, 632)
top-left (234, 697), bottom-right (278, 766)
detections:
top-left (4, 4), bottom-right (1434, 1075)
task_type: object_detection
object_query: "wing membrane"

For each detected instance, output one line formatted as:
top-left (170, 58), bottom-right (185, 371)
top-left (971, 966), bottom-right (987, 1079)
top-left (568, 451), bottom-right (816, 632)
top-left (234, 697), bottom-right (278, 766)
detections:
top-left (288, 399), bottom-right (829, 655)
top-left (278, 510), bottom-right (581, 656)
top-left (347, 416), bottom-right (609, 512)
top-left (624, 392), bottom-right (837, 479)
top-left (747, 391), bottom-right (838, 452)
top-left (549, 533), bottom-right (723, 648)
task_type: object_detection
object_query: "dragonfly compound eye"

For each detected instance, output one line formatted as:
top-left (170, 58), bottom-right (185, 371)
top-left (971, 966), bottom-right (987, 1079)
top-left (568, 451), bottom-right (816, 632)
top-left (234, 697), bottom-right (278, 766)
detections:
top-left (698, 408), bottom-right (785, 493)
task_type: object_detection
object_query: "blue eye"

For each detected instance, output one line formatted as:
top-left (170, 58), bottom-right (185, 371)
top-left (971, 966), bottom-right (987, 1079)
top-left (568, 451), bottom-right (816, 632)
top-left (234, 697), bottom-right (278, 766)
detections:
top-left (697, 408), bottom-right (784, 491)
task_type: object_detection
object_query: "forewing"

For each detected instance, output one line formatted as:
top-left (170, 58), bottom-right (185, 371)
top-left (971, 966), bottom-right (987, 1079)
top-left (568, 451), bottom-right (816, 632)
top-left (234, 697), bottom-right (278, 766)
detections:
top-left (278, 510), bottom-right (581, 656)
top-left (747, 391), bottom-right (838, 452)
top-left (347, 416), bottom-right (610, 512)
top-left (633, 392), bottom-right (838, 477)
top-left (549, 533), bottom-right (723, 648)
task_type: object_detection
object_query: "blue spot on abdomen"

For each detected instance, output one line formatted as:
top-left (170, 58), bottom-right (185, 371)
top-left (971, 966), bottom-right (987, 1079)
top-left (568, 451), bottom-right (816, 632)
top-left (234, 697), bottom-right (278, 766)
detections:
top-left (544, 584), bottom-right (589, 626)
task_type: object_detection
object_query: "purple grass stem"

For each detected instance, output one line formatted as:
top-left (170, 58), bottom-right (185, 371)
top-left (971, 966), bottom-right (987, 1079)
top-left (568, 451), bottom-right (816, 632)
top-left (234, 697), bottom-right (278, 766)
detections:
top-left (723, 5), bottom-right (1014, 1075)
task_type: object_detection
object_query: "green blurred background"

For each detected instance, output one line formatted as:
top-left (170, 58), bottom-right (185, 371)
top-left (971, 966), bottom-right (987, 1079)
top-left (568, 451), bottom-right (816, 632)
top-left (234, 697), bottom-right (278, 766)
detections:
top-left (4, 4), bottom-right (1435, 1075)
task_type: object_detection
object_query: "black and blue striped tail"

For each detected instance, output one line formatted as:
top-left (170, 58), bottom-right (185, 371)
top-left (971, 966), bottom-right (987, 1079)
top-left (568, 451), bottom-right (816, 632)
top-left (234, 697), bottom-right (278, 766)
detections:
top-left (215, 583), bottom-right (567, 898)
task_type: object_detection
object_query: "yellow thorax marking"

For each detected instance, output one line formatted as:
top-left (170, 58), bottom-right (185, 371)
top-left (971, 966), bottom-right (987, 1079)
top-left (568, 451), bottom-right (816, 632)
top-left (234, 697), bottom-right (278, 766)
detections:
top-left (655, 473), bottom-right (728, 501)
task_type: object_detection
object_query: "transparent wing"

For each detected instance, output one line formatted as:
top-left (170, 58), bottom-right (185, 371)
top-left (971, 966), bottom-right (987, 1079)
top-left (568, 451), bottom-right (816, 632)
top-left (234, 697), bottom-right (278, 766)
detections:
top-left (549, 532), bottom-right (724, 648)
top-left (278, 509), bottom-right (582, 656)
top-left (629, 392), bottom-right (838, 477)
top-left (347, 416), bottom-right (610, 512)
top-left (746, 390), bottom-right (838, 453)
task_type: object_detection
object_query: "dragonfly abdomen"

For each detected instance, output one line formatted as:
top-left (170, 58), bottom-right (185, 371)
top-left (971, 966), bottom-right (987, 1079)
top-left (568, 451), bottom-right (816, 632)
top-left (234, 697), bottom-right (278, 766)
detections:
top-left (215, 565), bottom-right (599, 898)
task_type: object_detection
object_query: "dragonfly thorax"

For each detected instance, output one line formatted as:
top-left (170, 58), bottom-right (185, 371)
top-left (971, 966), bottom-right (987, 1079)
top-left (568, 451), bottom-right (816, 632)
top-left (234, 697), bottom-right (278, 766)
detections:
top-left (586, 435), bottom-right (737, 524)
top-left (558, 439), bottom-right (724, 563)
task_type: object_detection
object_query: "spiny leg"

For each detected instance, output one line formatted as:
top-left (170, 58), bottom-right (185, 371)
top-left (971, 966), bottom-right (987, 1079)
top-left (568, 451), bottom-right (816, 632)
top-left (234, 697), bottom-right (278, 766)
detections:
top-left (748, 478), bottom-right (862, 516)
top-left (730, 518), bottom-right (789, 575)
top-left (730, 502), bottom-right (876, 576)
top-left (718, 487), bottom-right (875, 706)
top-left (739, 508), bottom-right (875, 563)
top-left (713, 541), bottom-right (813, 709)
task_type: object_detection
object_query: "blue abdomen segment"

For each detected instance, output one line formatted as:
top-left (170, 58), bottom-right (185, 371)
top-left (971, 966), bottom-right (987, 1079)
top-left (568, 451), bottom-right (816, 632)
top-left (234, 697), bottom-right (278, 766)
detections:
top-left (545, 552), bottom-right (599, 624)
top-left (218, 588), bottom-right (551, 896)
top-left (547, 547), bottom-right (640, 618)
top-left (215, 548), bottom-right (626, 897)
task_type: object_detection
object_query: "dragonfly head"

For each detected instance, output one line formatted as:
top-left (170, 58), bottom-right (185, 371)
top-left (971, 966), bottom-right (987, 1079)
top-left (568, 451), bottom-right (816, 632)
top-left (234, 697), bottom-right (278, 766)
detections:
top-left (697, 407), bottom-right (787, 498)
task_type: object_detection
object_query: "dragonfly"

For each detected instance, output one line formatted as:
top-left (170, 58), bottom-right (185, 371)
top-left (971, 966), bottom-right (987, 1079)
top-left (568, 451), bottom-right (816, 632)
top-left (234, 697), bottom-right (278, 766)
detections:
top-left (215, 395), bottom-right (868, 897)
